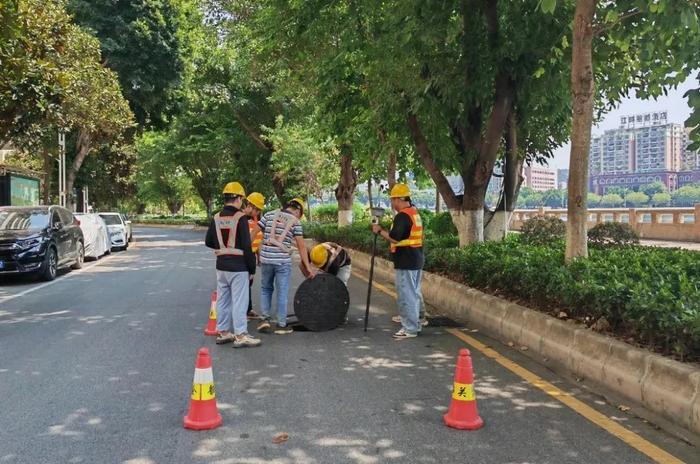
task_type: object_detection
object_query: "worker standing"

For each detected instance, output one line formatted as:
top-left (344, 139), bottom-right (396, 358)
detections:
top-left (244, 192), bottom-right (265, 320)
top-left (205, 182), bottom-right (261, 348)
top-left (371, 183), bottom-right (424, 339)
top-left (305, 242), bottom-right (352, 286)
top-left (253, 198), bottom-right (316, 335)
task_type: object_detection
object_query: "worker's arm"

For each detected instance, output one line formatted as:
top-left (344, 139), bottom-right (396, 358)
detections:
top-left (372, 213), bottom-right (411, 244)
top-left (295, 235), bottom-right (316, 278)
top-left (205, 218), bottom-right (218, 249)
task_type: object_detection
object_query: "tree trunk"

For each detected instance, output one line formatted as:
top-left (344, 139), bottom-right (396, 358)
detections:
top-left (450, 209), bottom-right (484, 245)
top-left (485, 111), bottom-right (524, 241)
top-left (42, 150), bottom-right (52, 205)
top-left (335, 145), bottom-right (357, 227)
top-left (435, 189), bottom-right (441, 213)
top-left (566, 0), bottom-right (597, 262)
top-left (367, 178), bottom-right (374, 208)
top-left (271, 175), bottom-right (286, 206)
top-left (66, 129), bottom-right (91, 212)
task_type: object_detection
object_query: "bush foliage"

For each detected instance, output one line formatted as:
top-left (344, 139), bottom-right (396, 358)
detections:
top-left (588, 222), bottom-right (640, 247)
top-left (305, 221), bottom-right (700, 360)
top-left (520, 215), bottom-right (566, 245)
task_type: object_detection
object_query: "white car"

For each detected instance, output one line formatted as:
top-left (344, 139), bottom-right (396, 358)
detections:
top-left (99, 213), bottom-right (129, 251)
top-left (120, 213), bottom-right (133, 242)
top-left (74, 213), bottom-right (110, 260)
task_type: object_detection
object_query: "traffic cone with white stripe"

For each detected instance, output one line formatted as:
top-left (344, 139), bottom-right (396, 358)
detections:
top-left (183, 347), bottom-right (223, 430)
top-left (204, 291), bottom-right (218, 336)
top-left (444, 348), bottom-right (484, 430)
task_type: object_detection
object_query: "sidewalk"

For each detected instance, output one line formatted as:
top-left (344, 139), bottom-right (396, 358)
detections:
top-left (641, 239), bottom-right (700, 251)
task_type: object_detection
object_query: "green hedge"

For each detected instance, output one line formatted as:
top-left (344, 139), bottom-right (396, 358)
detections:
top-left (305, 221), bottom-right (700, 361)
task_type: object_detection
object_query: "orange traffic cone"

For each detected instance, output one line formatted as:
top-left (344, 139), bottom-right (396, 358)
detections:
top-left (444, 348), bottom-right (484, 430)
top-left (184, 347), bottom-right (223, 430)
top-left (204, 291), bottom-right (218, 336)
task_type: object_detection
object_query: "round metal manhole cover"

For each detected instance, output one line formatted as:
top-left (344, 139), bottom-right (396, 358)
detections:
top-left (293, 273), bottom-right (349, 331)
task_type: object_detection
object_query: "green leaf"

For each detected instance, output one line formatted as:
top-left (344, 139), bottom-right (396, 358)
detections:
top-left (540, 0), bottom-right (557, 14)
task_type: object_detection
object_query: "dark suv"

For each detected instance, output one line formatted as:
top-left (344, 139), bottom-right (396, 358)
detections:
top-left (0, 206), bottom-right (85, 281)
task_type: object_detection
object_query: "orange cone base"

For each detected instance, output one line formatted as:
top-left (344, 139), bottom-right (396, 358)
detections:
top-left (444, 412), bottom-right (483, 430)
top-left (183, 399), bottom-right (222, 430)
top-left (204, 325), bottom-right (218, 336)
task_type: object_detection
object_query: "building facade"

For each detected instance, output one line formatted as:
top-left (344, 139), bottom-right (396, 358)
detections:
top-left (557, 169), bottom-right (569, 189)
top-left (588, 111), bottom-right (699, 192)
top-left (523, 166), bottom-right (557, 192)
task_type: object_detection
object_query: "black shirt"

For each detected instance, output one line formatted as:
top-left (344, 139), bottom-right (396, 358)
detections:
top-left (205, 205), bottom-right (256, 274)
top-left (388, 211), bottom-right (424, 270)
top-left (308, 245), bottom-right (351, 276)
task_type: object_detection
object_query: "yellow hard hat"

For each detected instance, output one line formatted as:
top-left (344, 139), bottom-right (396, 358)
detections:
top-left (389, 183), bottom-right (411, 198)
top-left (223, 182), bottom-right (245, 196)
top-left (289, 197), bottom-right (306, 213)
top-left (310, 244), bottom-right (329, 267)
top-left (246, 192), bottom-right (265, 210)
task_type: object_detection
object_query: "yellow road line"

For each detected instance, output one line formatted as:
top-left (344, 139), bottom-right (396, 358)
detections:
top-left (354, 269), bottom-right (685, 464)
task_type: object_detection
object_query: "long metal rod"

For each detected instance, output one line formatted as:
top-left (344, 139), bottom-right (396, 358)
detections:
top-left (363, 234), bottom-right (378, 332)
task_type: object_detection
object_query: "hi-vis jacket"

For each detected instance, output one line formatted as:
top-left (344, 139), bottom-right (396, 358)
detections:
top-left (390, 206), bottom-right (423, 253)
top-left (205, 205), bottom-right (256, 274)
top-left (248, 217), bottom-right (263, 253)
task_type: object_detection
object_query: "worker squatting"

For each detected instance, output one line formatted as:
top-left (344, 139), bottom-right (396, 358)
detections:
top-left (204, 181), bottom-right (426, 348)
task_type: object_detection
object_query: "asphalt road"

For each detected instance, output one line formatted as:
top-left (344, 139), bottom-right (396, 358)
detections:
top-left (0, 226), bottom-right (696, 464)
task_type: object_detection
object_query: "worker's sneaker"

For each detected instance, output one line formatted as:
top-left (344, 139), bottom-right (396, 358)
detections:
top-left (392, 315), bottom-right (429, 326)
top-left (274, 325), bottom-right (293, 335)
top-left (392, 328), bottom-right (418, 339)
top-left (233, 333), bottom-right (262, 348)
top-left (257, 320), bottom-right (271, 333)
top-left (215, 332), bottom-right (235, 345)
top-left (247, 310), bottom-right (260, 320)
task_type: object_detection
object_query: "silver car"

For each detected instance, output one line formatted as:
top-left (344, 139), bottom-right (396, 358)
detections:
top-left (99, 213), bottom-right (129, 251)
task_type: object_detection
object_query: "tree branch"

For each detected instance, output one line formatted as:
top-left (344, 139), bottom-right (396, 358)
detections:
top-left (233, 112), bottom-right (273, 152)
top-left (406, 113), bottom-right (460, 209)
top-left (593, 8), bottom-right (642, 36)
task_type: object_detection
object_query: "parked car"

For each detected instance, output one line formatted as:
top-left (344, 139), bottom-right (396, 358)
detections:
top-left (99, 212), bottom-right (129, 251)
top-left (0, 205), bottom-right (84, 281)
top-left (74, 213), bottom-right (110, 260)
top-left (120, 213), bottom-right (133, 242)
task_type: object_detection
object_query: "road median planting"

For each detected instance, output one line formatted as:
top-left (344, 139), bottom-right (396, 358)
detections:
top-left (344, 245), bottom-right (700, 443)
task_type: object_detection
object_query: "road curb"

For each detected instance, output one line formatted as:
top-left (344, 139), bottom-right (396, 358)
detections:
top-left (345, 247), bottom-right (700, 443)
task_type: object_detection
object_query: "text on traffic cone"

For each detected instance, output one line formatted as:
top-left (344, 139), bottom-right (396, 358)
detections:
top-left (183, 347), bottom-right (223, 430)
top-left (444, 348), bottom-right (484, 430)
top-left (204, 291), bottom-right (218, 336)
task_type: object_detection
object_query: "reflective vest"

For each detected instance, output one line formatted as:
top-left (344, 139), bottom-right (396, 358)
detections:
top-left (213, 212), bottom-right (245, 256)
top-left (390, 207), bottom-right (423, 253)
top-left (263, 210), bottom-right (300, 255)
top-left (248, 218), bottom-right (263, 253)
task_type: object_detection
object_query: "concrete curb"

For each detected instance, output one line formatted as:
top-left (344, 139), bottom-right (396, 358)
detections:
top-left (346, 247), bottom-right (700, 442)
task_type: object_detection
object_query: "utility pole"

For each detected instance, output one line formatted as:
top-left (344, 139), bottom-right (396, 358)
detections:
top-left (58, 132), bottom-right (66, 207)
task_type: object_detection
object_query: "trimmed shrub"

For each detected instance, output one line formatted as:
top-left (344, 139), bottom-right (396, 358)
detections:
top-left (520, 215), bottom-right (566, 245)
top-left (305, 223), bottom-right (700, 361)
top-left (588, 222), bottom-right (639, 247)
top-left (429, 211), bottom-right (457, 235)
top-left (311, 203), bottom-right (367, 224)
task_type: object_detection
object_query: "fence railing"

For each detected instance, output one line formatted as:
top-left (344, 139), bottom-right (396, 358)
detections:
top-left (510, 205), bottom-right (700, 242)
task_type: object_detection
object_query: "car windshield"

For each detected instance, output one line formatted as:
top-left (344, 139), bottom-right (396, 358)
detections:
top-left (0, 210), bottom-right (49, 231)
top-left (100, 214), bottom-right (122, 226)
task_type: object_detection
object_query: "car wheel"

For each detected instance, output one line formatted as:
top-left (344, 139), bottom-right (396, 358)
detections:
top-left (41, 247), bottom-right (58, 281)
top-left (72, 242), bottom-right (84, 269)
